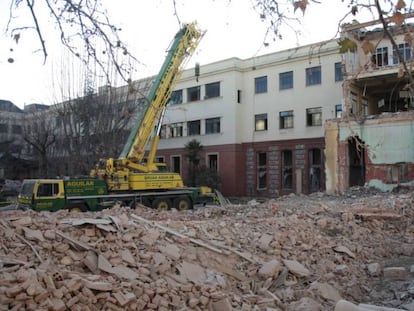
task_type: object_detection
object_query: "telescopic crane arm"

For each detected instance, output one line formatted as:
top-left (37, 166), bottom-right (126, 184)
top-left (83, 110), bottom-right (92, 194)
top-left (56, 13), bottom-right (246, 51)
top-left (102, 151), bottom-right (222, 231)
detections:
top-left (117, 22), bottom-right (204, 173)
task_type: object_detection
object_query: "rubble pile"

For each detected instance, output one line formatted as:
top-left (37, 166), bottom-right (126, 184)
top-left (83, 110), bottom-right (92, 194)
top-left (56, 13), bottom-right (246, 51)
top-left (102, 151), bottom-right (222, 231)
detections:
top-left (0, 189), bottom-right (413, 311)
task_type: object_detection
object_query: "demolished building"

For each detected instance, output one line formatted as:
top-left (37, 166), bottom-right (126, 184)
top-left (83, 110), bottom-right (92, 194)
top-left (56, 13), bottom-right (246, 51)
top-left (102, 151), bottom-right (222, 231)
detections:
top-left (325, 18), bottom-right (414, 194)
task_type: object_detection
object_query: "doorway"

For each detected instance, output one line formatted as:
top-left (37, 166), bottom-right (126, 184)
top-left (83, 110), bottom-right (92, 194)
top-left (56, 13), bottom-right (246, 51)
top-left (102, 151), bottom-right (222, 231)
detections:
top-left (308, 148), bottom-right (321, 192)
top-left (348, 136), bottom-right (365, 187)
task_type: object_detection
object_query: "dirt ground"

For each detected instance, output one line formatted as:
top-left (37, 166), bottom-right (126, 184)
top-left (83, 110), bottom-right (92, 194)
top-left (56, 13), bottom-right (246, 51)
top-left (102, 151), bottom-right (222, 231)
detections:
top-left (0, 187), bottom-right (413, 310)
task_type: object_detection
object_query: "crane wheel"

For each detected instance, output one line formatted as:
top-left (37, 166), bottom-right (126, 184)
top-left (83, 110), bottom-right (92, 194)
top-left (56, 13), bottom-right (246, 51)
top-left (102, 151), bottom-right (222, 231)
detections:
top-left (152, 198), bottom-right (172, 210)
top-left (173, 196), bottom-right (192, 210)
top-left (68, 204), bottom-right (87, 213)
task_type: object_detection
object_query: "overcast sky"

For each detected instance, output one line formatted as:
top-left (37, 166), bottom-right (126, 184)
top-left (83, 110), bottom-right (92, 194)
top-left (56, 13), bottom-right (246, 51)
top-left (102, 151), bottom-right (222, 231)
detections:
top-left (0, 0), bottom-right (352, 109)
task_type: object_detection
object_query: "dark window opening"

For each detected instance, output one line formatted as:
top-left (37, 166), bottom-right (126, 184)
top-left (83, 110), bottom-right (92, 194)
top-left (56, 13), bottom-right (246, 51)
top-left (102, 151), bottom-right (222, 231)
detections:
top-left (306, 107), bottom-right (322, 126)
top-left (206, 117), bottom-right (220, 134)
top-left (257, 152), bottom-right (267, 189)
top-left (279, 71), bottom-right (293, 90)
top-left (208, 154), bottom-right (218, 171)
top-left (205, 82), bottom-right (220, 98)
top-left (187, 86), bottom-right (200, 102)
top-left (255, 76), bottom-right (268, 94)
top-left (169, 89), bottom-right (183, 105)
top-left (188, 120), bottom-right (201, 136)
top-left (282, 150), bottom-right (293, 190)
top-left (306, 66), bottom-right (321, 86)
top-left (172, 156), bottom-right (181, 174)
top-left (309, 148), bottom-right (321, 192)
top-left (335, 62), bottom-right (343, 81)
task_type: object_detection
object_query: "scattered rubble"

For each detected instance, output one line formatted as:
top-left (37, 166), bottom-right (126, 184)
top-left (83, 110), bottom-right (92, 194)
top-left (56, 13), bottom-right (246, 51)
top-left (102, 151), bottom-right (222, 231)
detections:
top-left (0, 188), bottom-right (413, 310)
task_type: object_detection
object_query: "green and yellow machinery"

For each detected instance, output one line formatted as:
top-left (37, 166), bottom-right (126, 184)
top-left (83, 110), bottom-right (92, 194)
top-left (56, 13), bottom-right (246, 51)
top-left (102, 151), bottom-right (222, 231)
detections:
top-left (18, 22), bottom-right (221, 212)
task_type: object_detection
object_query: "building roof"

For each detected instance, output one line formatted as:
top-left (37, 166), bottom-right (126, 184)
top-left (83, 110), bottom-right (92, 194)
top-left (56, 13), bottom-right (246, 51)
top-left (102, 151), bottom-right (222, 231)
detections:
top-left (0, 100), bottom-right (22, 113)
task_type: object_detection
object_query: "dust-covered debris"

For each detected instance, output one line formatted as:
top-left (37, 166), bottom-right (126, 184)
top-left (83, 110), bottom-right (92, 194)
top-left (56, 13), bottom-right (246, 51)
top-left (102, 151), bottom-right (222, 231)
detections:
top-left (0, 188), bottom-right (413, 310)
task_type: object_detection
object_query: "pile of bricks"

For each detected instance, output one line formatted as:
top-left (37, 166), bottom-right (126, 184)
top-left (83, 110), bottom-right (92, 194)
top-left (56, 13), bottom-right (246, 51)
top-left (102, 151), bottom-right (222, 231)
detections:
top-left (0, 190), bottom-right (413, 310)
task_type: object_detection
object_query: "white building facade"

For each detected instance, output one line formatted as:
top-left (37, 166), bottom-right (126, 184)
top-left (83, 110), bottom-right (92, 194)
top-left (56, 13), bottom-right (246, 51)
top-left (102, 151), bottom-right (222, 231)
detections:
top-left (156, 39), bottom-right (344, 197)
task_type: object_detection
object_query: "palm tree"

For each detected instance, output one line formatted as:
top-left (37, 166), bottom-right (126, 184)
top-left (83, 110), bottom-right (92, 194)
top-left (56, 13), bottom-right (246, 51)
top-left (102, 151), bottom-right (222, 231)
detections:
top-left (184, 139), bottom-right (203, 186)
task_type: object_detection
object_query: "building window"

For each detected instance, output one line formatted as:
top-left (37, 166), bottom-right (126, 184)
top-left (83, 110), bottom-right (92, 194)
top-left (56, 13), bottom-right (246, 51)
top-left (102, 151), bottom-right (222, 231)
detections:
top-left (169, 89), bottom-right (183, 105)
top-left (281, 150), bottom-right (293, 190)
top-left (335, 62), bottom-right (343, 81)
top-left (0, 124), bottom-right (7, 133)
top-left (335, 104), bottom-right (342, 118)
top-left (306, 66), bottom-right (321, 86)
top-left (206, 117), bottom-right (220, 134)
top-left (208, 154), bottom-right (218, 171)
top-left (393, 43), bottom-right (411, 64)
top-left (373, 47), bottom-right (388, 67)
top-left (350, 92), bottom-right (357, 114)
top-left (257, 152), bottom-right (267, 189)
top-left (169, 123), bottom-right (183, 137)
top-left (171, 156), bottom-right (181, 174)
top-left (37, 183), bottom-right (59, 197)
top-left (205, 82), bottom-right (220, 99)
top-left (306, 107), bottom-right (322, 126)
top-left (279, 71), bottom-right (293, 90)
top-left (237, 90), bottom-right (242, 104)
top-left (187, 120), bottom-right (200, 136)
top-left (255, 114), bottom-right (268, 131)
top-left (12, 124), bottom-right (22, 134)
top-left (187, 86), bottom-right (200, 102)
top-left (255, 76), bottom-right (267, 94)
top-left (279, 110), bottom-right (294, 129)
top-left (309, 148), bottom-right (321, 192)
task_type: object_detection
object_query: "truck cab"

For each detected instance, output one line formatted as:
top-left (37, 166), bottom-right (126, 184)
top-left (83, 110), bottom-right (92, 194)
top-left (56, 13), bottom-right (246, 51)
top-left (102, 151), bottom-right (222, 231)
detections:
top-left (18, 179), bottom-right (108, 212)
top-left (18, 179), bottom-right (65, 211)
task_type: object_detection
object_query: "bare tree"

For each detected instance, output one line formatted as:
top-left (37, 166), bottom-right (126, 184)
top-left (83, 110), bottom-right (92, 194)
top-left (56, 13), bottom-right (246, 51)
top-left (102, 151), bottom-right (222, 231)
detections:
top-left (22, 106), bottom-right (56, 177)
top-left (5, 0), bottom-right (137, 83)
top-left (253, 1), bottom-right (411, 43)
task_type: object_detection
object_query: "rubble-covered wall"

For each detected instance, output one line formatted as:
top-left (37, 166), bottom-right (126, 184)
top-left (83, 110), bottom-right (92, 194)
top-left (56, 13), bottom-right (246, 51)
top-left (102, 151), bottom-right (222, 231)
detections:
top-left (325, 111), bottom-right (414, 193)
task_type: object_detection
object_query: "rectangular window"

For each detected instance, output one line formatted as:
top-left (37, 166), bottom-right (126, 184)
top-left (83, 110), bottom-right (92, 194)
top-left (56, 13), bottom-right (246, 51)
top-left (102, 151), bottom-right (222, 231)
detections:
top-left (393, 43), bottom-right (411, 64)
top-left (160, 125), bottom-right (167, 139)
top-left (205, 117), bottom-right (220, 134)
top-left (373, 47), bottom-right (388, 67)
top-left (171, 156), bottom-right (181, 174)
top-left (37, 183), bottom-right (59, 197)
top-left (255, 113), bottom-right (268, 131)
top-left (335, 104), bottom-right (342, 118)
top-left (169, 123), bottom-right (183, 137)
top-left (279, 110), bottom-right (294, 129)
top-left (169, 89), bottom-right (183, 105)
top-left (12, 124), bottom-right (22, 134)
top-left (187, 86), bottom-right (200, 102)
top-left (187, 120), bottom-right (200, 136)
top-left (306, 107), bottom-right (322, 126)
top-left (255, 76), bottom-right (267, 94)
top-left (281, 150), bottom-right (293, 190)
top-left (237, 90), bottom-right (241, 104)
top-left (205, 82), bottom-right (220, 98)
top-left (335, 62), bottom-right (343, 81)
top-left (279, 71), bottom-right (293, 90)
top-left (306, 66), bottom-right (322, 86)
top-left (0, 124), bottom-right (7, 133)
top-left (208, 154), bottom-right (218, 171)
top-left (257, 152), bottom-right (267, 189)
top-left (350, 92), bottom-right (358, 114)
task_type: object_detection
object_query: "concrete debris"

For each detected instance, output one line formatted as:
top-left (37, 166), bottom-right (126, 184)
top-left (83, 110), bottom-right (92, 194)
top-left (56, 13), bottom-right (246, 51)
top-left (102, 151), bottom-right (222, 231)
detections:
top-left (0, 189), bottom-right (413, 310)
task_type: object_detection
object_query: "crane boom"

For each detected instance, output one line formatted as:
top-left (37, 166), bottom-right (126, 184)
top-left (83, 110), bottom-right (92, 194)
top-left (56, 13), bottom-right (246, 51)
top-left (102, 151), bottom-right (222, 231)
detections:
top-left (93, 22), bottom-right (205, 192)
top-left (121, 22), bottom-right (203, 162)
